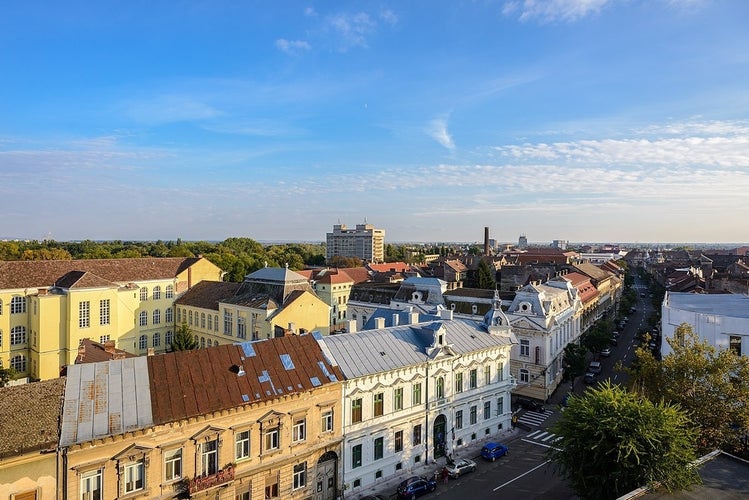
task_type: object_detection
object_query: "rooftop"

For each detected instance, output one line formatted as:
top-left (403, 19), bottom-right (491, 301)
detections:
top-left (665, 292), bottom-right (749, 319)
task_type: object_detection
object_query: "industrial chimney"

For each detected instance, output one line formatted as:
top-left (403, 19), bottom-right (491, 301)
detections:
top-left (484, 226), bottom-right (490, 256)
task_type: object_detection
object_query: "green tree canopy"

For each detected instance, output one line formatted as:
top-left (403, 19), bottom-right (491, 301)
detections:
top-left (476, 258), bottom-right (497, 290)
top-left (549, 381), bottom-right (699, 500)
top-left (171, 322), bottom-right (199, 351)
top-left (0, 366), bottom-right (17, 387)
top-left (562, 342), bottom-right (587, 383)
top-left (626, 323), bottom-right (749, 455)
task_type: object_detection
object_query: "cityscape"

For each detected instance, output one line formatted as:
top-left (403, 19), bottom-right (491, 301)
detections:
top-left (2, 1), bottom-right (749, 499)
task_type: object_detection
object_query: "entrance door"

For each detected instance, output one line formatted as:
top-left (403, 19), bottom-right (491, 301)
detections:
top-left (433, 414), bottom-right (447, 459)
top-left (314, 451), bottom-right (338, 500)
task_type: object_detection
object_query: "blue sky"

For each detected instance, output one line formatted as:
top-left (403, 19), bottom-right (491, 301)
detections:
top-left (2, 0), bottom-right (748, 244)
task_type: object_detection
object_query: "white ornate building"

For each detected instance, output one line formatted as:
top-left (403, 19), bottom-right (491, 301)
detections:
top-left (315, 308), bottom-right (517, 497)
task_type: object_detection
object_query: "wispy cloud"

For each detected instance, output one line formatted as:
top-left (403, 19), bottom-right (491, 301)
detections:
top-left (503, 0), bottom-right (612, 23)
top-left (275, 38), bottom-right (312, 55)
top-left (122, 95), bottom-right (222, 126)
top-left (324, 9), bottom-right (398, 51)
top-left (427, 117), bottom-right (455, 150)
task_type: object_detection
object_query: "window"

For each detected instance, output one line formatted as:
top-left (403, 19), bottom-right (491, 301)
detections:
top-left (413, 424), bottom-right (422, 445)
top-left (484, 401), bottom-right (491, 420)
top-left (484, 365), bottom-right (491, 385)
top-left (394, 430), bottom-right (403, 452)
top-left (207, 314), bottom-right (212, 331)
top-left (153, 333), bottom-right (161, 347)
top-left (264, 427), bottom-right (280, 451)
top-left (412, 382), bottom-right (422, 405)
top-left (10, 326), bottom-right (26, 345)
top-left (455, 372), bottom-right (463, 393)
top-left (470, 406), bottom-right (477, 425)
top-left (153, 309), bottom-right (161, 325)
top-left (520, 339), bottom-right (530, 357)
top-left (470, 369), bottom-right (477, 389)
top-left (79, 301), bottom-right (90, 328)
top-left (165, 331), bottom-right (173, 346)
top-left (164, 449), bottom-right (182, 481)
top-left (100, 299), bottom-right (110, 325)
top-left (0, 299), bottom-right (2, 315)
top-left (236, 430), bottom-right (250, 461)
top-left (165, 285), bottom-right (174, 299)
top-left (393, 387), bottom-right (403, 411)
top-left (237, 316), bottom-right (246, 339)
top-left (520, 368), bottom-right (529, 383)
top-left (224, 311), bottom-right (233, 336)
top-left (80, 468), bottom-right (102, 500)
top-left (293, 417), bottom-right (306, 442)
top-left (373, 393), bottom-right (384, 417)
top-left (201, 313), bottom-right (206, 329)
top-left (123, 460), bottom-right (145, 494)
top-left (374, 437), bottom-right (384, 460)
top-left (265, 479), bottom-right (279, 499)
top-left (201, 337), bottom-right (205, 349)
top-left (730, 335), bottom-right (742, 357)
top-left (497, 396), bottom-right (504, 416)
top-left (351, 398), bottom-right (362, 423)
top-left (498, 361), bottom-right (505, 381)
top-left (188, 310), bottom-right (193, 326)
top-left (200, 439), bottom-right (219, 476)
top-left (455, 410), bottom-right (463, 429)
top-left (99, 335), bottom-right (109, 344)
top-left (436, 377), bottom-right (445, 399)
top-left (214, 315), bottom-right (219, 332)
top-left (292, 462), bottom-right (307, 490)
top-left (322, 409), bottom-right (333, 433)
top-left (11, 354), bottom-right (26, 372)
top-left (140, 287), bottom-right (148, 301)
top-left (10, 296), bottom-right (26, 314)
top-left (139, 335), bottom-right (147, 350)
top-left (139, 311), bottom-right (147, 327)
top-left (153, 286), bottom-right (161, 300)
top-left (352, 444), bottom-right (362, 468)
top-left (165, 308), bottom-right (173, 323)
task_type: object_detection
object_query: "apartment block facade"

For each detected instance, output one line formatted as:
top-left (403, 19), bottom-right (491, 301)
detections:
top-left (326, 223), bottom-right (385, 264)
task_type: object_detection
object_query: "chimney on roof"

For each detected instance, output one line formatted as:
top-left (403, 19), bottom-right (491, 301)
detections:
top-left (78, 341), bottom-right (86, 359)
top-left (440, 309), bottom-right (454, 321)
top-left (374, 317), bottom-right (386, 329)
top-left (103, 340), bottom-right (116, 354)
top-left (147, 348), bottom-right (155, 356)
top-left (347, 319), bottom-right (357, 333)
top-left (392, 313), bottom-right (399, 326)
top-left (410, 311), bottom-right (420, 325)
top-left (484, 226), bottom-right (490, 256)
top-left (288, 322), bottom-right (296, 334)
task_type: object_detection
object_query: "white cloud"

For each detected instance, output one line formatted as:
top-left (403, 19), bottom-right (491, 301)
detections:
top-left (304, 7), bottom-right (317, 17)
top-left (123, 95), bottom-right (222, 125)
top-left (328, 12), bottom-right (376, 50)
top-left (275, 38), bottom-right (312, 55)
top-left (379, 9), bottom-right (398, 26)
top-left (503, 0), bottom-right (612, 23)
top-left (427, 118), bottom-right (455, 150)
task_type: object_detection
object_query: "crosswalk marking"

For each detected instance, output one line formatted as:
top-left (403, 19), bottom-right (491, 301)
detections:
top-left (516, 409), bottom-right (553, 427)
top-left (541, 433), bottom-right (557, 442)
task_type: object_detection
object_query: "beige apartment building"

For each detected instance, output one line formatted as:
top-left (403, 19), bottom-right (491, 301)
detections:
top-left (60, 335), bottom-right (344, 500)
top-left (326, 223), bottom-right (385, 264)
top-left (0, 257), bottom-right (222, 381)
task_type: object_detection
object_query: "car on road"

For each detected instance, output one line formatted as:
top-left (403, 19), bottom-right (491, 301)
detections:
top-left (516, 397), bottom-right (544, 412)
top-left (445, 458), bottom-right (477, 478)
top-left (481, 442), bottom-right (509, 461)
top-left (588, 361), bottom-right (602, 374)
top-left (600, 347), bottom-right (611, 357)
top-left (610, 337), bottom-right (618, 346)
top-left (584, 372), bottom-right (597, 384)
top-left (396, 475), bottom-right (437, 499)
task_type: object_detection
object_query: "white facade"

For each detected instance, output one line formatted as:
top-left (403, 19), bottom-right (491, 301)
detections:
top-left (661, 292), bottom-right (749, 357)
top-left (316, 312), bottom-right (516, 496)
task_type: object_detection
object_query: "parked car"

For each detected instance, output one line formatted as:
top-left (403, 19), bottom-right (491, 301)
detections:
top-left (446, 458), bottom-right (477, 478)
top-left (610, 337), bottom-right (618, 346)
top-left (584, 372), bottom-right (596, 384)
top-left (480, 442), bottom-right (509, 461)
top-left (361, 496), bottom-right (387, 500)
top-left (516, 397), bottom-right (544, 412)
top-left (600, 347), bottom-right (611, 357)
top-left (396, 476), bottom-right (437, 499)
top-left (612, 330), bottom-right (620, 338)
top-left (588, 361), bottom-right (602, 374)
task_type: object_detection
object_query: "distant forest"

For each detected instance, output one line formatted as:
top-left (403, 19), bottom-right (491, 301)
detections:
top-left (0, 238), bottom-right (327, 282)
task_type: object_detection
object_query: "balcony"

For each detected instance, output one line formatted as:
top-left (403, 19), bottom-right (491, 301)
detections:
top-left (188, 465), bottom-right (235, 495)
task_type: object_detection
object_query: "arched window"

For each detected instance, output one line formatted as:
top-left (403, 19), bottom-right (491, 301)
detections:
top-left (165, 330), bottom-right (173, 346)
top-left (153, 309), bottom-right (161, 325)
top-left (10, 326), bottom-right (26, 345)
top-left (207, 314), bottom-right (212, 331)
top-left (153, 332), bottom-right (161, 347)
top-left (140, 287), bottom-right (148, 301)
top-left (519, 369), bottom-right (530, 383)
top-left (139, 311), bottom-right (148, 327)
top-left (10, 296), bottom-right (26, 314)
top-left (11, 354), bottom-right (26, 372)
top-left (436, 377), bottom-right (445, 399)
top-left (201, 337), bottom-right (206, 349)
top-left (165, 285), bottom-right (174, 299)
top-left (201, 313), bottom-right (206, 329)
top-left (139, 334), bottom-right (148, 350)
top-left (153, 286), bottom-right (161, 300)
top-left (188, 311), bottom-right (193, 326)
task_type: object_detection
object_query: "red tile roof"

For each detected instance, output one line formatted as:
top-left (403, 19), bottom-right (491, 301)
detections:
top-left (75, 338), bottom-right (136, 364)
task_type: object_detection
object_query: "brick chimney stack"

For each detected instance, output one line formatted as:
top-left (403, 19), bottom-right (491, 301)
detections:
top-left (103, 340), bottom-right (116, 355)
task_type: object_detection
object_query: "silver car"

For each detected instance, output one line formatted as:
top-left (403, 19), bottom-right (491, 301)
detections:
top-left (445, 458), bottom-right (477, 478)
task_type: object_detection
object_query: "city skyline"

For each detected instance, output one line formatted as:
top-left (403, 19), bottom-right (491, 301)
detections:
top-left (2, 1), bottom-right (748, 243)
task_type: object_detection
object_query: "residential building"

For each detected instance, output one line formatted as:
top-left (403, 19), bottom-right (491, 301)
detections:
top-left (0, 257), bottom-right (223, 381)
top-left (326, 223), bottom-right (385, 264)
top-left (0, 378), bottom-right (65, 500)
top-left (60, 335), bottom-right (344, 500)
top-left (311, 269), bottom-right (356, 332)
top-left (661, 292), bottom-right (749, 357)
top-left (316, 309), bottom-right (517, 496)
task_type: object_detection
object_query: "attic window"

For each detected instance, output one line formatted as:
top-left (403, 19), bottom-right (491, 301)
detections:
top-left (380, 351), bottom-right (386, 356)
top-left (280, 354), bottom-right (295, 370)
top-left (438, 334), bottom-right (445, 345)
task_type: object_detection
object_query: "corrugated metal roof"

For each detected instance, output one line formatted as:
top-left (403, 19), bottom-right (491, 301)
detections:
top-left (318, 319), bottom-right (515, 379)
top-left (61, 357), bottom-right (153, 447)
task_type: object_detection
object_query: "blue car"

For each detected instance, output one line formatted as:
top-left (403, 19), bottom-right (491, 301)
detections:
top-left (480, 442), bottom-right (509, 461)
top-left (396, 475), bottom-right (437, 499)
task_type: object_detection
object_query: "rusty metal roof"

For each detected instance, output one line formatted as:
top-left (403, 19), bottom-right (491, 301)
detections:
top-left (147, 335), bottom-right (343, 425)
top-left (61, 357), bottom-right (153, 447)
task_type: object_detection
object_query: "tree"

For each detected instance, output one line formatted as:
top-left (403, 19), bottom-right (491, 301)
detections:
top-left (476, 259), bottom-right (497, 290)
top-left (171, 322), bottom-right (199, 351)
top-left (0, 366), bottom-right (16, 387)
top-left (562, 342), bottom-right (587, 383)
top-left (581, 320), bottom-right (612, 354)
top-left (626, 323), bottom-right (749, 455)
top-left (549, 382), bottom-right (699, 500)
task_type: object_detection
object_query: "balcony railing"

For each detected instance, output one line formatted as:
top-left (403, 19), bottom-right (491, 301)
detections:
top-left (188, 465), bottom-right (235, 494)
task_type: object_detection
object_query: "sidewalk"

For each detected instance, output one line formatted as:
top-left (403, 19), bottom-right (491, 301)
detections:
top-left (349, 425), bottom-right (526, 500)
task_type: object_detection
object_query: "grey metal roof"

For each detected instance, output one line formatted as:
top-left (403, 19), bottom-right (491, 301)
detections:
top-left (317, 319), bottom-right (516, 379)
top-left (666, 292), bottom-right (749, 319)
top-left (245, 266), bottom-right (309, 284)
top-left (60, 357), bottom-right (153, 447)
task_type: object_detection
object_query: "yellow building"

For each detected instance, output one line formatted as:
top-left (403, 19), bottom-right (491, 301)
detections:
top-left (0, 378), bottom-right (65, 500)
top-left (176, 266), bottom-right (330, 343)
top-left (0, 257), bottom-right (223, 381)
top-left (60, 335), bottom-right (344, 500)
